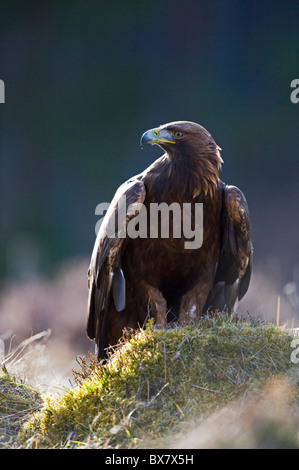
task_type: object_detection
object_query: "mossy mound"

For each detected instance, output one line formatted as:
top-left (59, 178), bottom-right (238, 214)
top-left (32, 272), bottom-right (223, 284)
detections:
top-left (0, 371), bottom-right (41, 448)
top-left (17, 315), bottom-right (297, 449)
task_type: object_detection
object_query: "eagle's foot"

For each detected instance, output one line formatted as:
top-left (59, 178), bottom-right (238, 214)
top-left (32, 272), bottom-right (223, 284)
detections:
top-left (140, 281), bottom-right (167, 328)
top-left (178, 304), bottom-right (199, 324)
top-left (178, 283), bottom-right (211, 324)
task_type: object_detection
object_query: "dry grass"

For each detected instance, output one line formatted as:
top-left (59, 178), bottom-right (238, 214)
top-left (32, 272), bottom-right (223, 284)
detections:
top-left (0, 372), bottom-right (41, 448)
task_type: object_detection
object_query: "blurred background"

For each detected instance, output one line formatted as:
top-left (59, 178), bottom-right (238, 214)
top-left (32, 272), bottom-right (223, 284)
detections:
top-left (0, 0), bottom-right (298, 388)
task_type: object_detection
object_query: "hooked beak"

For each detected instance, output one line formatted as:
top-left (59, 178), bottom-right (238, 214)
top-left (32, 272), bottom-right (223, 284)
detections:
top-left (140, 127), bottom-right (176, 148)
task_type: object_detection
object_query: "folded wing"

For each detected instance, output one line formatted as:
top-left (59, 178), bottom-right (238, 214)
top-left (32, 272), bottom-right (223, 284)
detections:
top-left (205, 184), bottom-right (253, 312)
top-left (86, 177), bottom-right (146, 356)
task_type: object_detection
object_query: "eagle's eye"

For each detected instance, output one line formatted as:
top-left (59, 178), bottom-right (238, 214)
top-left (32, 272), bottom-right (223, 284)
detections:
top-left (173, 131), bottom-right (184, 139)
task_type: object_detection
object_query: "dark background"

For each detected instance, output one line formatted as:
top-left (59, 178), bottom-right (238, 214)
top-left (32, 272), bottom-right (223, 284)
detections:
top-left (0, 1), bottom-right (298, 325)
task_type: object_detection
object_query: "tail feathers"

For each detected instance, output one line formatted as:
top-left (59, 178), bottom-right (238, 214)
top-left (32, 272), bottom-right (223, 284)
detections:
top-left (238, 255), bottom-right (252, 301)
top-left (204, 280), bottom-right (239, 313)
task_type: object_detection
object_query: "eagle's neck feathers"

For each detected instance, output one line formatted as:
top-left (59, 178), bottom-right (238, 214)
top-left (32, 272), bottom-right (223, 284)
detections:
top-left (192, 143), bottom-right (223, 198)
top-left (165, 144), bottom-right (222, 200)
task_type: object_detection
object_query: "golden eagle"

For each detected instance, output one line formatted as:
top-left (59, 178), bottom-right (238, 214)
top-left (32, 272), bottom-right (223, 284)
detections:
top-left (87, 121), bottom-right (252, 358)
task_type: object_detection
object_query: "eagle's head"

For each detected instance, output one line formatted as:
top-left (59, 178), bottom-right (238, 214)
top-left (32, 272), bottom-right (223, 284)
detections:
top-left (140, 120), bottom-right (223, 197)
top-left (140, 121), bottom-right (221, 159)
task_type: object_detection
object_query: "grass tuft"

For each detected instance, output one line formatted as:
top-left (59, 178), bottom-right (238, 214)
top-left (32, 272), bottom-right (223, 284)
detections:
top-left (0, 370), bottom-right (41, 448)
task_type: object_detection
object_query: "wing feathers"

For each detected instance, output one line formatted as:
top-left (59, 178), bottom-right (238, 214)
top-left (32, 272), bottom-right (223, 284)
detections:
top-left (205, 184), bottom-right (253, 311)
top-left (86, 177), bottom-right (146, 357)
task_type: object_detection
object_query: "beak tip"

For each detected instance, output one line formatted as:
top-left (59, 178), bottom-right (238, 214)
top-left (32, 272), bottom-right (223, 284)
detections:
top-left (140, 130), bottom-right (150, 148)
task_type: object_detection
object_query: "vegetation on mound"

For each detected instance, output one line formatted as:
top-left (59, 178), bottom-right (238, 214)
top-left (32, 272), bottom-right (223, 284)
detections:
top-left (0, 370), bottom-right (41, 448)
top-left (17, 315), bottom-right (296, 449)
top-left (170, 377), bottom-right (299, 449)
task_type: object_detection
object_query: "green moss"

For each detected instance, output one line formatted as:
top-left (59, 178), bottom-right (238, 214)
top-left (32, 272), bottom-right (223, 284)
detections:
top-left (17, 315), bottom-right (296, 448)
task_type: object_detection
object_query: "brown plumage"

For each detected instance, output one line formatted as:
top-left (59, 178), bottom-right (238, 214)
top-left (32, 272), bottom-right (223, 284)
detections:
top-left (87, 121), bottom-right (253, 359)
